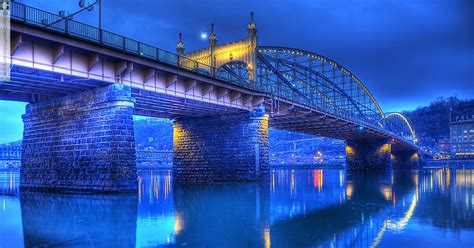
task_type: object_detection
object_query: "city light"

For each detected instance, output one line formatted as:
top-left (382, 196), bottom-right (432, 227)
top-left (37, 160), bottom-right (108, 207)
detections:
top-left (201, 32), bottom-right (207, 39)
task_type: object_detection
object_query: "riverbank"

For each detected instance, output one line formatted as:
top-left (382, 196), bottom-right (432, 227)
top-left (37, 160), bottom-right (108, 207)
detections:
top-left (425, 160), bottom-right (474, 169)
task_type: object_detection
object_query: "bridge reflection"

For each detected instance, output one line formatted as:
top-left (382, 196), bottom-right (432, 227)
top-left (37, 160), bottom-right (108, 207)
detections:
top-left (416, 169), bottom-right (474, 229)
top-left (1, 169), bottom-right (473, 246)
top-left (269, 171), bottom-right (402, 247)
top-left (19, 192), bottom-right (138, 247)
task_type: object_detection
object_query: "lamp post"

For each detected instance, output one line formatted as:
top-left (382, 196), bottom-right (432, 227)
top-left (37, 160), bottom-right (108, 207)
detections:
top-left (98, 0), bottom-right (102, 43)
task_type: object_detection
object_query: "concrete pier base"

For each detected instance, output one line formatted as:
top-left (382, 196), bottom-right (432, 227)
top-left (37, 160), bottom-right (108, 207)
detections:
top-left (392, 150), bottom-right (421, 170)
top-left (20, 84), bottom-right (137, 193)
top-left (345, 138), bottom-right (392, 170)
top-left (173, 108), bottom-right (270, 183)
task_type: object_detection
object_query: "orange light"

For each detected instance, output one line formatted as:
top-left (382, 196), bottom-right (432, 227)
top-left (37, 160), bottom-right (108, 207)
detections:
top-left (346, 184), bottom-right (353, 199)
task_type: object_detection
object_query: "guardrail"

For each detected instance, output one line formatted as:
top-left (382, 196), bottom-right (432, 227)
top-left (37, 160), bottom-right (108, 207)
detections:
top-left (9, 2), bottom-right (254, 88)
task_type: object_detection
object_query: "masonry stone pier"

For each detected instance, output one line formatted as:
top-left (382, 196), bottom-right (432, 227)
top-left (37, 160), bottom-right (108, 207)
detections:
top-left (20, 84), bottom-right (137, 193)
top-left (392, 150), bottom-right (421, 170)
top-left (345, 138), bottom-right (392, 170)
top-left (173, 107), bottom-right (270, 183)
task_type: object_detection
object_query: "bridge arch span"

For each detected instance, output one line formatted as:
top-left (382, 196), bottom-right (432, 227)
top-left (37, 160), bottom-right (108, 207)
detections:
top-left (381, 112), bottom-right (417, 142)
top-left (256, 46), bottom-right (385, 122)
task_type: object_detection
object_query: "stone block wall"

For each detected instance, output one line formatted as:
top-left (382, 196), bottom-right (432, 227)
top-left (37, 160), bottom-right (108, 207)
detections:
top-left (173, 108), bottom-right (270, 183)
top-left (346, 138), bottom-right (392, 170)
top-left (21, 84), bottom-right (137, 193)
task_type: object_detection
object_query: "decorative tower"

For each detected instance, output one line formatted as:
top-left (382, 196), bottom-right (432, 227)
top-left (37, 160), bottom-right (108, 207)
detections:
top-left (176, 33), bottom-right (185, 56)
top-left (208, 23), bottom-right (218, 72)
top-left (248, 12), bottom-right (257, 46)
top-left (247, 12), bottom-right (257, 80)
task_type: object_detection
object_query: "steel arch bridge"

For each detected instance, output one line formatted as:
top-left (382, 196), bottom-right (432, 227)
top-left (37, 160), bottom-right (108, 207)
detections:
top-left (183, 21), bottom-right (417, 145)
top-left (0, 2), bottom-right (430, 193)
top-left (4, 3), bottom-right (420, 152)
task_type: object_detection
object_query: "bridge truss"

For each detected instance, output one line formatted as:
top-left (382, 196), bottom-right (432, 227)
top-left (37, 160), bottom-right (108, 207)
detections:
top-left (218, 46), bottom-right (417, 143)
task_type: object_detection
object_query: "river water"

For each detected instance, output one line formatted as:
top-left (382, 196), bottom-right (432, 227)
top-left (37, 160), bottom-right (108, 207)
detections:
top-left (0, 169), bottom-right (473, 247)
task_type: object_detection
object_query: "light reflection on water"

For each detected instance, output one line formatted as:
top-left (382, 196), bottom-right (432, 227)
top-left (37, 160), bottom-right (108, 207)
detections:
top-left (0, 168), bottom-right (473, 247)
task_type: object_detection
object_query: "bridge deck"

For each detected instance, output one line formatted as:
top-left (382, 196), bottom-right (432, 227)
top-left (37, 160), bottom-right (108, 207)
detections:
top-left (1, 2), bottom-right (424, 153)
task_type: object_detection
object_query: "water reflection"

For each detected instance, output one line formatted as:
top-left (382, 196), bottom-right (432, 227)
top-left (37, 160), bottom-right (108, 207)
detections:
top-left (136, 170), bottom-right (175, 246)
top-left (20, 192), bottom-right (138, 247)
top-left (416, 169), bottom-right (474, 229)
top-left (172, 183), bottom-right (270, 247)
top-left (0, 168), bottom-right (473, 247)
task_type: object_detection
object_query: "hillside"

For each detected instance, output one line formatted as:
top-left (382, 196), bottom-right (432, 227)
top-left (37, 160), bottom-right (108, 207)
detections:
top-left (403, 96), bottom-right (474, 150)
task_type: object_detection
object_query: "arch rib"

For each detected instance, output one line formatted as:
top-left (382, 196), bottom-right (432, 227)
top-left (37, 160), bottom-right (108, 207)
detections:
top-left (258, 46), bottom-right (385, 119)
top-left (257, 51), bottom-right (367, 118)
top-left (382, 112), bottom-right (417, 141)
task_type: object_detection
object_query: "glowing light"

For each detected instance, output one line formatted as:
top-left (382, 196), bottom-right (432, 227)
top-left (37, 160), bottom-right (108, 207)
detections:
top-left (271, 171), bottom-right (275, 193)
top-left (378, 144), bottom-right (391, 153)
top-left (380, 185), bottom-right (392, 201)
top-left (346, 184), bottom-right (353, 199)
top-left (313, 169), bottom-right (323, 191)
top-left (346, 146), bottom-right (355, 156)
top-left (290, 170), bottom-right (295, 195)
top-left (370, 221), bottom-right (387, 248)
top-left (264, 226), bottom-right (271, 248)
top-left (339, 170), bottom-right (343, 188)
top-left (370, 189), bottom-right (419, 247)
top-left (455, 152), bottom-right (474, 155)
top-left (387, 190), bottom-right (418, 230)
top-left (174, 213), bottom-right (184, 235)
top-left (446, 168), bottom-right (450, 187)
top-left (138, 176), bottom-right (142, 203)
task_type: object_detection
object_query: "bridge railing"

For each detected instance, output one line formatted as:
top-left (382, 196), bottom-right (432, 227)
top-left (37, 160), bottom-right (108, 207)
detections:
top-left (10, 2), bottom-right (272, 92)
top-left (10, 3), bottom-right (218, 85)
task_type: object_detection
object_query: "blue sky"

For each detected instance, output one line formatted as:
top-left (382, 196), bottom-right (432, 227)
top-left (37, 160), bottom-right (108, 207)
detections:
top-left (1, 0), bottom-right (473, 143)
top-left (0, 101), bottom-right (26, 143)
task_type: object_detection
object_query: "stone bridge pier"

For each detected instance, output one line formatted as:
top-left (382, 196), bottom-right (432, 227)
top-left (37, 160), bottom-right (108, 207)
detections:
top-left (345, 138), bottom-right (421, 170)
top-left (391, 150), bottom-right (423, 169)
top-left (173, 107), bottom-right (270, 183)
top-left (20, 84), bottom-right (137, 193)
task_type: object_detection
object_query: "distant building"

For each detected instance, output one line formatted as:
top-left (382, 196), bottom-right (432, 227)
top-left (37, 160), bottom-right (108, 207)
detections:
top-left (437, 138), bottom-right (450, 154)
top-left (450, 115), bottom-right (474, 159)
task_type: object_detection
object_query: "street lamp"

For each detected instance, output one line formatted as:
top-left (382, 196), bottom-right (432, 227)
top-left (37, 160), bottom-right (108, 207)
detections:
top-left (201, 25), bottom-right (213, 40)
top-left (45, 0), bottom-right (102, 42)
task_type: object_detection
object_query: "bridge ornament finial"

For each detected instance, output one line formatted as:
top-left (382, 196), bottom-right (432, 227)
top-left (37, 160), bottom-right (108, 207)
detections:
top-left (248, 12), bottom-right (256, 31)
top-left (208, 23), bottom-right (218, 68)
top-left (209, 23), bottom-right (217, 44)
top-left (176, 32), bottom-right (185, 55)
